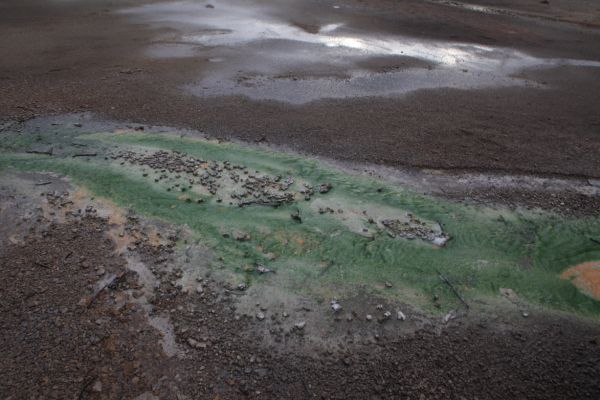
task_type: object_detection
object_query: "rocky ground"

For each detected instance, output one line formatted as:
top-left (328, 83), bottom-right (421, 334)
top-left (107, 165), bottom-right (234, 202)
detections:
top-left (1, 0), bottom-right (600, 398)
top-left (0, 173), bottom-right (599, 400)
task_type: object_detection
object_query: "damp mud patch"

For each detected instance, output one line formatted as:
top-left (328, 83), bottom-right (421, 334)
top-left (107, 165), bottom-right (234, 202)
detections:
top-left (2, 125), bottom-right (600, 316)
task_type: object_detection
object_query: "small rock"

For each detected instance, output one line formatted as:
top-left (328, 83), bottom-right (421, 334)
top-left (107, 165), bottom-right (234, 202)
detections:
top-left (397, 311), bottom-right (406, 321)
top-left (187, 338), bottom-right (207, 349)
top-left (366, 314), bottom-right (373, 321)
top-left (294, 321), bottom-right (306, 330)
top-left (443, 310), bottom-right (457, 323)
top-left (385, 281), bottom-right (393, 288)
top-left (233, 231), bottom-right (251, 241)
top-left (196, 285), bottom-right (204, 294)
top-left (382, 311), bottom-right (391, 320)
top-left (256, 312), bottom-right (265, 321)
top-left (256, 264), bottom-right (273, 274)
top-left (318, 183), bottom-right (332, 194)
top-left (330, 300), bottom-right (342, 313)
top-left (237, 283), bottom-right (247, 291)
top-left (291, 210), bottom-right (302, 223)
top-left (500, 287), bottom-right (518, 302)
top-left (91, 380), bottom-right (102, 393)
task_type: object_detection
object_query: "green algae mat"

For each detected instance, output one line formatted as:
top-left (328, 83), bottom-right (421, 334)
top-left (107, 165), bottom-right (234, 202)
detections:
top-left (2, 125), bottom-right (600, 316)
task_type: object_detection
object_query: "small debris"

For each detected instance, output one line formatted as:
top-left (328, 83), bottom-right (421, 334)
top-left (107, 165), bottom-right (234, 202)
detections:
top-left (256, 264), bottom-right (274, 274)
top-left (91, 380), bottom-right (102, 393)
top-left (397, 311), bottom-right (406, 321)
top-left (291, 209), bottom-right (302, 223)
top-left (385, 281), bottom-right (393, 288)
top-left (318, 183), bottom-right (333, 194)
top-left (500, 288), bottom-right (518, 302)
top-left (256, 312), bottom-right (265, 321)
top-left (330, 300), bottom-right (342, 313)
top-left (187, 338), bottom-right (207, 349)
top-left (294, 321), bottom-right (306, 330)
top-left (443, 310), bottom-right (457, 323)
top-left (237, 283), bottom-right (247, 291)
top-left (366, 314), bottom-right (373, 321)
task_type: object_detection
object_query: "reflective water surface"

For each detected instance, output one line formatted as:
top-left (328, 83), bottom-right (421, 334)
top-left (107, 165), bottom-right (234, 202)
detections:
top-left (121, 0), bottom-right (600, 103)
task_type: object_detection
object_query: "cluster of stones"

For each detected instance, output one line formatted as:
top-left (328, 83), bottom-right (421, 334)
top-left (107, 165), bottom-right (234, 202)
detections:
top-left (381, 213), bottom-right (447, 243)
top-left (111, 149), bottom-right (332, 208)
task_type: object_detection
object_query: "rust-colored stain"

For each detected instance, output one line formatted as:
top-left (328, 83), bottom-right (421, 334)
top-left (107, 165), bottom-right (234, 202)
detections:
top-left (561, 261), bottom-right (600, 300)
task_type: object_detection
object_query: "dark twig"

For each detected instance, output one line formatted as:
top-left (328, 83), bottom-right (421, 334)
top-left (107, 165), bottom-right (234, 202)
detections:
top-left (436, 270), bottom-right (469, 309)
top-left (78, 370), bottom-right (97, 400)
top-left (72, 153), bottom-right (97, 157)
top-left (87, 272), bottom-right (125, 308)
top-left (34, 261), bottom-right (50, 269)
top-left (26, 148), bottom-right (53, 156)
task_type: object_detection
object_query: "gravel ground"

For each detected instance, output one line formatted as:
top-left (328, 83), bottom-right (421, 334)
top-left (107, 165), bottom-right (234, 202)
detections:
top-left (1, 174), bottom-right (600, 399)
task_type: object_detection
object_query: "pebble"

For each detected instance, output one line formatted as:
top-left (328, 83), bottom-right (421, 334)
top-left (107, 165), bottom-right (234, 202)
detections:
top-left (91, 380), bottom-right (102, 393)
top-left (330, 300), bottom-right (342, 312)
top-left (397, 311), bottom-right (406, 321)
top-left (366, 314), bottom-right (373, 321)
top-left (256, 312), bottom-right (265, 321)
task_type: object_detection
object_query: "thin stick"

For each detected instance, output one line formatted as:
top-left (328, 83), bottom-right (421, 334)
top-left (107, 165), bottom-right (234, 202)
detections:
top-left (72, 152), bottom-right (97, 157)
top-left (26, 148), bottom-right (53, 156)
top-left (436, 270), bottom-right (469, 309)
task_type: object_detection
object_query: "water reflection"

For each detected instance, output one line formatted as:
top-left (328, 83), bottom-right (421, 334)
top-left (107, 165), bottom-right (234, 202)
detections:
top-left (121, 0), bottom-right (600, 103)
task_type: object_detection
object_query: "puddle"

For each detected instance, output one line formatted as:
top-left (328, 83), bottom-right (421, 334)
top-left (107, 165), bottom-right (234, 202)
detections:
top-left (120, 0), bottom-right (600, 103)
top-left (561, 261), bottom-right (600, 300)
